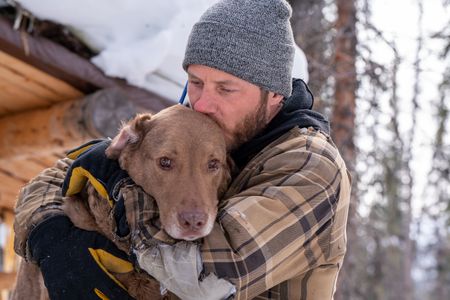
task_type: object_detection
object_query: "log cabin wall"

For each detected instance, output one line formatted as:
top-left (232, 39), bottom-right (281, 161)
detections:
top-left (0, 13), bottom-right (172, 297)
top-left (0, 47), bottom-right (85, 300)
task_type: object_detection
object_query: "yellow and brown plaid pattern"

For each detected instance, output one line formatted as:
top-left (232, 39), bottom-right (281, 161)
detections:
top-left (14, 127), bottom-right (351, 300)
top-left (200, 127), bottom-right (351, 299)
top-left (14, 158), bottom-right (71, 259)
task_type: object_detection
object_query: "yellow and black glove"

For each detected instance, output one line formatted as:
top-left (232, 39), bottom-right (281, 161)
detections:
top-left (29, 215), bottom-right (135, 300)
top-left (62, 139), bottom-right (131, 237)
top-left (62, 139), bottom-right (130, 206)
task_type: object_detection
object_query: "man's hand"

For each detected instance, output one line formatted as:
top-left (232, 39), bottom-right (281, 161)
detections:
top-left (135, 242), bottom-right (236, 300)
top-left (62, 139), bottom-right (130, 204)
top-left (62, 139), bottom-right (131, 237)
top-left (29, 215), bottom-right (135, 300)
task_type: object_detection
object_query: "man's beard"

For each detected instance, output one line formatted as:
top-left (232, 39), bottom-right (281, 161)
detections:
top-left (227, 91), bottom-right (270, 151)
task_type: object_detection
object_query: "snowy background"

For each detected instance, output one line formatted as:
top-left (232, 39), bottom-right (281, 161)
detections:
top-left (16, 0), bottom-right (309, 102)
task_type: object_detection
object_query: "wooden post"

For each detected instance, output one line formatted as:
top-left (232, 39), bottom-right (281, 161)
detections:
top-left (0, 272), bottom-right (16, 290)
top-left (0, 88), bottom-right (140, 161)
top-left (0, 209), bottom-right (17, 298)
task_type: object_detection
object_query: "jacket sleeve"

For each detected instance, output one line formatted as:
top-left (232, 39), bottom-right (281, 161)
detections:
top-left (14, 158), bottom-right (72, 260)
top-left (200, 132), bottom-right (350, 299)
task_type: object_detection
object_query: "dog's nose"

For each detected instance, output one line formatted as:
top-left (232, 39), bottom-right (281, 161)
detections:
top-left (178, 211), bottom-right (208, 231)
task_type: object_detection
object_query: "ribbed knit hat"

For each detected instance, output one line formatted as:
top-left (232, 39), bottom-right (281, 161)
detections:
top-left (183, 0), bottom-right (295, 98)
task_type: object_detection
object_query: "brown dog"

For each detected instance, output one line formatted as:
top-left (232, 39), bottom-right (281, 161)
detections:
top-left (12, 105), bottom-right (230, 300)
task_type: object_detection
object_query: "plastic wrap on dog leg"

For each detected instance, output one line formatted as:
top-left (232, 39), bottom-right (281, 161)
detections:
top-left (134, 243), bottom-right (235, 300)
top-left (199, 273), bottom-right (236, 300)
top-left (134, 247), bottom-right (164, 278)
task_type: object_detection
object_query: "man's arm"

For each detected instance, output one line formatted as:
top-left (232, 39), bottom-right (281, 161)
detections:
top-left (128, 129), bottom-right (349, 299)
top-left (13, 152), bottom-right (136, 299)
top-left (201, 130), bottom-right (351, 299)
top-left (14, 158), bottom-right (71, 259)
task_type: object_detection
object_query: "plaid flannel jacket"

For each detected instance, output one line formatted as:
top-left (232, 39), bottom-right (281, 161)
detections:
top-left (14, 127), bottom-right (351, 300)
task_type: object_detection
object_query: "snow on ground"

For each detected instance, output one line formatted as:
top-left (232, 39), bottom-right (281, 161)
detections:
top-left (16, 0), bottom-right (308, 102)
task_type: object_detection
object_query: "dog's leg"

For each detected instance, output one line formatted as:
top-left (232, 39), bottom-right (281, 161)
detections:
top-left (10, 259), bottom-right (49, 300)
top-left (62, 195), bottom-right (100, 232)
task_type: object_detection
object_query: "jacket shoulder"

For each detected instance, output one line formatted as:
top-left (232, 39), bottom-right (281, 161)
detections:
top-left (257, 127), bottom-right (345, 172)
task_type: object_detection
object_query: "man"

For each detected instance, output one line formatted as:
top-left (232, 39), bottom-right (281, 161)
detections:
top-left (13, 0), bottom-right (351, 299)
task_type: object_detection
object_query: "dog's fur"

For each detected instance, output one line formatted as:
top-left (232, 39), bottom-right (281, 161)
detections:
top-left (12, 105), bottom-right (229, 300)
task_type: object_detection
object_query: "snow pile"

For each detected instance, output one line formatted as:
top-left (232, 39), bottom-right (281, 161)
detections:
top-left (17, 0), bottom-right (308, 101)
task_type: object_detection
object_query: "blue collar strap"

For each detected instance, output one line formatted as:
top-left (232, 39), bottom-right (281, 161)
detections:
top-left (178, 82), bottom-right (188, 105)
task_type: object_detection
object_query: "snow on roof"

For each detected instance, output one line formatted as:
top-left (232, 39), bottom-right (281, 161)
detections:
top-left (17, 0), bottom-right (308, 102)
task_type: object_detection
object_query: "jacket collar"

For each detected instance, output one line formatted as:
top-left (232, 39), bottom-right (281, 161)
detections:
top-left (231, 79), bottom-right (330, 169)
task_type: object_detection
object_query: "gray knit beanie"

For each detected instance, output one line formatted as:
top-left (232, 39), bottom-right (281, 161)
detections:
top-left (183, 0), bottom-right (295, 98)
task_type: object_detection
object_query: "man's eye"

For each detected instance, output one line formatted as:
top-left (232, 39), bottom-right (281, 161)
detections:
top-left (189, 80), bottom-right (202, 86)
top-left (219, 87), bottom-right (233, 93)
top-left (159, 157), bottom-right (173, 170)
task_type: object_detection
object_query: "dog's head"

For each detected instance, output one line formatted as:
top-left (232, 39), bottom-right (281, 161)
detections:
top-left (106, 105), bottom-right (229, 241)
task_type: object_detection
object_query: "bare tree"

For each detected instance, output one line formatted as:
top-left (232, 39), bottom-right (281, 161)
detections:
top-left (290, 1), bottom-right (432, 298)
top-left (288, 0), bottom-right (334, 114)
top-left (330, 0), bottom-right (357, 298)
top-left (424, 21), bottom-right (450, 297)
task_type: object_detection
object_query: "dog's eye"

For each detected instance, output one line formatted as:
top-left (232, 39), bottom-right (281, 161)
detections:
top-left (159, 157), bottom-right (172, 170)
top-left (208, 159), bottom-right (221, 172)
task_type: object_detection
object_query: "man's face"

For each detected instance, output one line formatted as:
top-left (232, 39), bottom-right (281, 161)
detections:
top-left (187, 64), bottom-right (283, 150)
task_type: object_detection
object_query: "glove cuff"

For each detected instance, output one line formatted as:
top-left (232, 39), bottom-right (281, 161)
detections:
top-left (111, 177), bottom-right (134, 202)
top-left (28, 215), bottom-right (72, 263)
top-left (66, 139), bottom-right (109, 160)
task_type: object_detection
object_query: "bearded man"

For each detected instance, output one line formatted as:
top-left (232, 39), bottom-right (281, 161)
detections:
top-left (14, 0), bottom-right (351, 299)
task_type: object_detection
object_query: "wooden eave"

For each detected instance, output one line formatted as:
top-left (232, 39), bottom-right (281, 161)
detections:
top-left (0, 15), bottom-right (175, 291)
top-left (0, 17), bottom-right (172, 113)
top-left (0, 16), bottom-right (173, 212)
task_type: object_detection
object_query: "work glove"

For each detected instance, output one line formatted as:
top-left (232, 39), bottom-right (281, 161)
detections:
top-left (62, 139), bottom-right (130, 237)
top-left (135, 242), bottom-right (236, 300)
top-left (29, 215), bottom-right (135, 300)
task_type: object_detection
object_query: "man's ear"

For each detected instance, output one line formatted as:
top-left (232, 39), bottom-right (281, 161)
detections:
top-left (269, 92), bottom-right (284, 106)
top-left (266, 92), bottom-right (285, 117)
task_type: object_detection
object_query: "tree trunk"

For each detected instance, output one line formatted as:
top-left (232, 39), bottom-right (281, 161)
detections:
top-left (288, 0), bottom-right (331, 114)
top-left (331, 0), bottom-right (357, 299)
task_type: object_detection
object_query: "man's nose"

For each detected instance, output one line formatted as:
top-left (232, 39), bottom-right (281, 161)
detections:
top-left (192, 90), bottom-right (217, 114)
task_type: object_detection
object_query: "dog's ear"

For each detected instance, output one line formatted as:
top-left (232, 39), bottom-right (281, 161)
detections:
top-left (105, 124), bottom-right (137, 159)
top-left (106, 113), bottom-right (152, 159)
